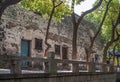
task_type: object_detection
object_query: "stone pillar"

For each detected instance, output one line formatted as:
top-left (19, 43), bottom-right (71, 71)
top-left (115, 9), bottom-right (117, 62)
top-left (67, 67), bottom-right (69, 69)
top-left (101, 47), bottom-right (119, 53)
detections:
top-left (102, 64), bottom-right (107, 72)
top-left (89, 58), bottom-right (95, 72)
top-left (109, 64), bottom-right (114, 72)
top-left (72, 63), bottom-right (79, 72)
top-left (45, 52), bottom-right (57, 73)
top-left (10, 58), bottom-right (21, 74)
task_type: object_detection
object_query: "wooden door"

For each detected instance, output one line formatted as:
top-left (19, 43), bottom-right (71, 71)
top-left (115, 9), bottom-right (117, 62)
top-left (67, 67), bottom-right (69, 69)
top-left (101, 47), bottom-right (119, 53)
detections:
top-left (21, 40), bottom-right (30, 66)
top-left (62, 46), bottom-right (68, 59)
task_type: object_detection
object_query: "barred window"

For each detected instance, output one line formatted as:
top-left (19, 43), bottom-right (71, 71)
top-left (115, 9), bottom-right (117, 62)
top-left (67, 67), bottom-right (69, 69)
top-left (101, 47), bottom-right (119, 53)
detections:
top-left (55, 45), bottom-right (60, 55)
top-left (35, 38), bottom-right (43, 50)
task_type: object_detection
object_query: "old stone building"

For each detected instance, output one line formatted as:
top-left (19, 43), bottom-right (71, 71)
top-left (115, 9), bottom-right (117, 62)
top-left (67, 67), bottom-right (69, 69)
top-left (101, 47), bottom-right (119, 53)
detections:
top-left (0, 4), bottom-right (102, 63)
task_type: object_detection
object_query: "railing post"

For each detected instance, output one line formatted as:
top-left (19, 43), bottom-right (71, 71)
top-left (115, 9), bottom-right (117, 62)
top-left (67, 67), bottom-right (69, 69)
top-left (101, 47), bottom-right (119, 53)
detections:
top-left (10, 57), bottom-right (21, 74)
top-left (115, 66), bottom-right (118, 72)
top-left (109, 64), bottom-right (114, 72)
top-left (72, 63), bottom-right (79, 72)
top-left (46, 52), bottom-right (57, 73)
top-left (101, 64), bottom-right (107, 72)
top-left (89, 58), bottom-right (95, 72)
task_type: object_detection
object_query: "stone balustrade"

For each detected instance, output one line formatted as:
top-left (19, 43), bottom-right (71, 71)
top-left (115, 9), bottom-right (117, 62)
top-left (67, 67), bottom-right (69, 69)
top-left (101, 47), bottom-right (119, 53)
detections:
top-left (0, 52), bottom-right (116, 74)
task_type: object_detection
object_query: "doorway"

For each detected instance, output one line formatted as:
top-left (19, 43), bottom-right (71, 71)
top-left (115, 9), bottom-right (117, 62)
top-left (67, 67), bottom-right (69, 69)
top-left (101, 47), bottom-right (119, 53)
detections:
top-left (62, 46), bottom-right (69, 70)
top-left (62, 46), bottom-right (68, 59)
top-left (21, 40), bottom-right (30, 66)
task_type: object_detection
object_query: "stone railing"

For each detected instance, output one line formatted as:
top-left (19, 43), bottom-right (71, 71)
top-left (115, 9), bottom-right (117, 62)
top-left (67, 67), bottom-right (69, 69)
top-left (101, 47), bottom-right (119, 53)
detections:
top-left (0, 52), bottom-right (117, 74)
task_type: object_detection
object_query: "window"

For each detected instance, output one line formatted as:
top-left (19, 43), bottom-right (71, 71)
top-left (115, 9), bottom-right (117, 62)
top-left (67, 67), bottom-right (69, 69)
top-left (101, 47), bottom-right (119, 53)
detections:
top-left (35, 38), bottom-right (43, 50)
top-left (62, 46), bottom-right (68, 59)
top-left (55, 45), bottom-right (60, 55)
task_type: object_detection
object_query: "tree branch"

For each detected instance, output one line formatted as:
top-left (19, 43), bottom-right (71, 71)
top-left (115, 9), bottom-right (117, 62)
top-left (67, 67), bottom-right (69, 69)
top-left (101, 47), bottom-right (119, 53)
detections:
top-left (77, 0), bottom-right (103, 24)
top-left (71, 0), bottom-right (77, 27)
top-left (90, 0), bottom-right (112, 48)
top-left (55, 1), bottom-right (63, 8)
top-left (0, 0), bottom-right (21, 19)
top-left (103, 11), bottom-right (120, 63)
top-left (44, 0), bottom-right (63, 56)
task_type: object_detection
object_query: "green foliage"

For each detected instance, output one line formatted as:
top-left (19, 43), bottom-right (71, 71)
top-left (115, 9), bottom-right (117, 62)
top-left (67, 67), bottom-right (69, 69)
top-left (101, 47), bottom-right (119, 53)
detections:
top-left (85, 0), bottom-right (120, 45)
top-left (85, 11), bottom-right (102, 24)
top-left (20, 0), bottom-right (72, 22)
top-left (101, 0), bottom-right (119, 42)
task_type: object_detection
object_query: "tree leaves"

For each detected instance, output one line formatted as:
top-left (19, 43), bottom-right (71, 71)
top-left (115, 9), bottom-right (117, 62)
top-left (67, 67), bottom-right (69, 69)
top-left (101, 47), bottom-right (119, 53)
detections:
top-left (20, 0), bottom-right (71, 22)
top-left (85, 0), bottom-right (120, 45)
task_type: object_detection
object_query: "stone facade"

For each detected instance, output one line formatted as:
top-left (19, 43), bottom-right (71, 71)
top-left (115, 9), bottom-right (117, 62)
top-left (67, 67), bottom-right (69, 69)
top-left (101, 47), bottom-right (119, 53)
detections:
top-left (0, 4), bottom-right (102, 62)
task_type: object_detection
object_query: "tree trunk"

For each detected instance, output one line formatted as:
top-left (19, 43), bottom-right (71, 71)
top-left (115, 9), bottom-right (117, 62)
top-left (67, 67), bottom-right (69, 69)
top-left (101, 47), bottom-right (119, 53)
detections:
top-left (72, 23), bottom-right (79, 72)
top-left (85, 0), bottom-right (111, 64)
top-left (0, 0), bottom-right (21, 19)
top-left (44, 7), bottom-right (54, 57)
top-left (103, 12), bottom-right (120, 64)
top-left (103, 42), bottom-right (112, 63)
top-left (44, 1), bottom-right (63, 57)
top-left (72, 26), bottom-right (78, 59)
top-left (71, 0), bottom-right (103, 72)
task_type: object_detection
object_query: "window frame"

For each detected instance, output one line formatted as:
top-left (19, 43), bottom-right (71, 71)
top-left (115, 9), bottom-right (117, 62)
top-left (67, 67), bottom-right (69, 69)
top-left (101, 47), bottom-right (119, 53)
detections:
top-left (54, 44), bottom-right (61, 55)
top-left (35, 38), bottom-right (43, 50)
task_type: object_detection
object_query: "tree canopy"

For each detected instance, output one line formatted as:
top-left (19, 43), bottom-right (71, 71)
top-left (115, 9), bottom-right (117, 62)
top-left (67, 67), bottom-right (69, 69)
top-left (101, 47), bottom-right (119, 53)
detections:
top-left (20, 0), bottom-right (71, 22)
top-left (85, 0), bottom-right (120, 64)
top-left (85, 0), bottom-right (120, 45)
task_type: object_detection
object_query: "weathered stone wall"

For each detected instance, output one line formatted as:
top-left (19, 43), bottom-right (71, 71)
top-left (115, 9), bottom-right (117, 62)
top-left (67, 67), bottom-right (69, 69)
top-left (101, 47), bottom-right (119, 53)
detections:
top-left (0, 72), bottom-right (116, 82)
top-left (0, 4), bottom-right (102, 61)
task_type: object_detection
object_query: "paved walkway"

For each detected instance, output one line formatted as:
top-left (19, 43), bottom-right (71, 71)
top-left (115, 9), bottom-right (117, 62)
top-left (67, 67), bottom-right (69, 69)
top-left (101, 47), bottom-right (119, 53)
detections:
top-left (0, 69), bottom-right (45, 74)
top-left (0, 69), bottom-right (91, 74)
